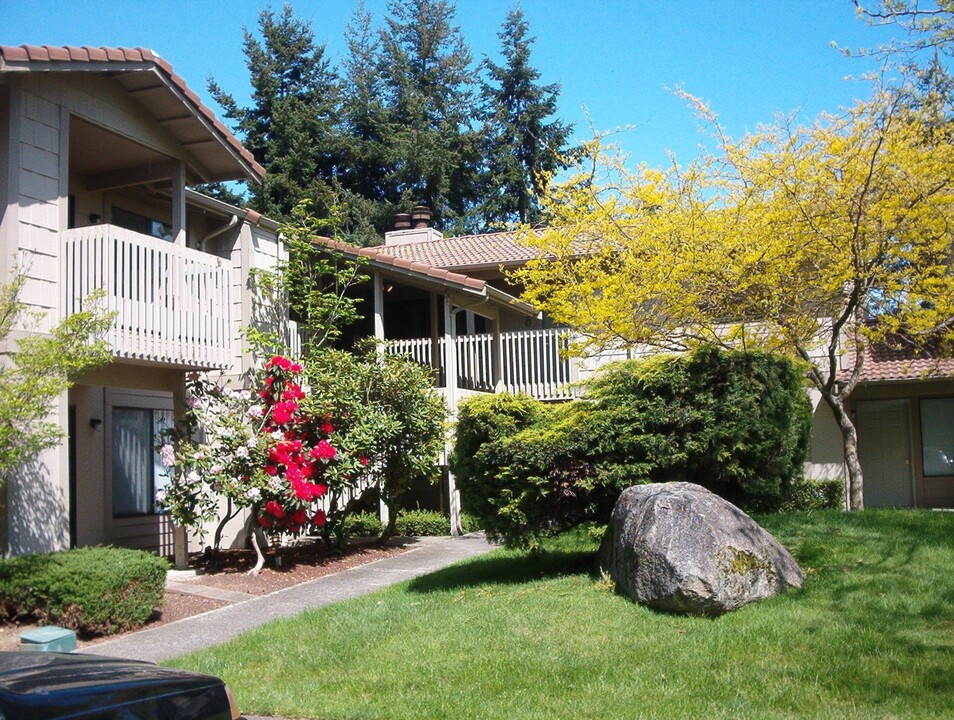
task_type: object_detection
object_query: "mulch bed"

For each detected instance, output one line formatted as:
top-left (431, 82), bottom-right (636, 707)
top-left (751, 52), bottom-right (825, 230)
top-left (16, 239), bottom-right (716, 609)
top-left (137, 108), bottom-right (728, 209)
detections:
top-left (180, 537), bottom-right (413, 595)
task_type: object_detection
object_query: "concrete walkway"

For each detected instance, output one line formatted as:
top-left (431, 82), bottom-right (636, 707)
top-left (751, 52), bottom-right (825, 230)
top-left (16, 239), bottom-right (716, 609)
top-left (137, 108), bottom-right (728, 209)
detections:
top-left (80, 533), bottom-right (496, 664)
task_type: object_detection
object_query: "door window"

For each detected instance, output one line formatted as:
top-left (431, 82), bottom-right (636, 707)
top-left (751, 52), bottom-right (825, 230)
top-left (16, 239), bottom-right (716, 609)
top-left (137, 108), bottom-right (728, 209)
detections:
top-left (112, 407), bottom-right (174, 516)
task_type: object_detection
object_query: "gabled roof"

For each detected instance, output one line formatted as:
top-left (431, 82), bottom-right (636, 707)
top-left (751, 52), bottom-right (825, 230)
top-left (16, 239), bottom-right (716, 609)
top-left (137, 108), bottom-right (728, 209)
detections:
top-left (0, 44), bottom-right (264, 184)
top-left (376, 230), bottom-right (546, 271)
top-left (316, 238), bottom-right (539, 318)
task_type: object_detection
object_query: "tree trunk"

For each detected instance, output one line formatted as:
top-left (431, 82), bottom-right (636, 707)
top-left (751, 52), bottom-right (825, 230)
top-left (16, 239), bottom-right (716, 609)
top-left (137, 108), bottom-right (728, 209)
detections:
top-left (824, 395), bottom-right (865, 511)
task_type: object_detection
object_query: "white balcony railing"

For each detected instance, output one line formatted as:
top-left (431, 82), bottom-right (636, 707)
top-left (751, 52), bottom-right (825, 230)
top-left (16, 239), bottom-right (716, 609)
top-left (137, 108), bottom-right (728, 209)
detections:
top-left (387, 328), bottom-right (578, 401)
top-left (62, 225), bottom-right (233, 369)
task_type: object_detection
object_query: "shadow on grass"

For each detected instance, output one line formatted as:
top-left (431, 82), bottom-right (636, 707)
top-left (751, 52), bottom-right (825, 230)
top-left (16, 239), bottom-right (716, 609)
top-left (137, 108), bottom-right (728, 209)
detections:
top-left (408, 549), bottom-right (596, 593)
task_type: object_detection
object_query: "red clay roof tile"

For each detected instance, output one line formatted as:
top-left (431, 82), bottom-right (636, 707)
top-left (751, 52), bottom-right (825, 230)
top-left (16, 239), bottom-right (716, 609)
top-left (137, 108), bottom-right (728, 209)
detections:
top-left (376, 229), bottom-right (548, 270)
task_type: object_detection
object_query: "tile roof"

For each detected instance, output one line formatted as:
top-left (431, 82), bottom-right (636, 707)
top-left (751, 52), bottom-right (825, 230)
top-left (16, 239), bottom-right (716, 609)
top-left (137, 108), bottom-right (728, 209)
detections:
top-left (0, 44), bottom-right (264, 182)
top-left (857, 341), bottom-right (954, 383)
top-left (315, 237), bottom-right (538, 317)
top-left (317, 237), bottom-right (487, 292)
top-left (376, 230), bottom-right (547, 270)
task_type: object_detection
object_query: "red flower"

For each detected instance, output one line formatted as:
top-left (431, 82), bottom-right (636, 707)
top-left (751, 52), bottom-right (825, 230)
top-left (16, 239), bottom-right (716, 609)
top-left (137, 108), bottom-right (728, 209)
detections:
top-left (310, 439), bottom-right (336, 462)
top-left (265, 500), bottom-right (285, 518)
top-left (312, 510), bottom-right (326, 527)
top-left (290, 362), bottom-right (303, 373)
top-left (321, 422), bottom-right (334, 434)
top-left (264, 464), bottom-right (278, 476)
top-left (259, 515), bottom-right (272, 528)
top-left (359, 456), bottom-right (369, 467)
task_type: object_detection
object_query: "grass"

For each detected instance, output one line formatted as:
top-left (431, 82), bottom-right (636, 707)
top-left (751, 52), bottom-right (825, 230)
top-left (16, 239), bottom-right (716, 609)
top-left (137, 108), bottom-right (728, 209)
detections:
top-left (170, 510), bottom-right (954, 719)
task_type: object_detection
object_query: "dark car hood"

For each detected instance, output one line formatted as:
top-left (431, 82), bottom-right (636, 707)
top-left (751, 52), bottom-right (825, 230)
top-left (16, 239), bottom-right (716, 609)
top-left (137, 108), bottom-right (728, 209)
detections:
top-left (0, 652), bottom-right (229, 719)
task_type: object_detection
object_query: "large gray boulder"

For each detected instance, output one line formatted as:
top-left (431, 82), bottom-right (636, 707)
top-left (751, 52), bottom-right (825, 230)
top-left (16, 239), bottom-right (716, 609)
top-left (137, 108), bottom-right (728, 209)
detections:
top-left (600, 482), bottom-right (803, 616)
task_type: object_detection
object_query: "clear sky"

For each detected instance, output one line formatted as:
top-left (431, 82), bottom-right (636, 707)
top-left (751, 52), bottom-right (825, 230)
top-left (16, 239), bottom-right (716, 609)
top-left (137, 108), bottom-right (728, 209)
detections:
top-left (1, 0), bottom-right (912, 170)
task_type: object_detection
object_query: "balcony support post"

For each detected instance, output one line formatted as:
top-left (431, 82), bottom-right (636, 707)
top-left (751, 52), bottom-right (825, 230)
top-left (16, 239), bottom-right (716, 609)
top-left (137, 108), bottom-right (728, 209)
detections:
top-left (443, 296), bottom-right (462, 536)
top-left (492, 318), bottom-right (503, 392)
top-left (171, 162), bottom-right (186, 246)
top-left (429, 292), bottom-right (441, 380)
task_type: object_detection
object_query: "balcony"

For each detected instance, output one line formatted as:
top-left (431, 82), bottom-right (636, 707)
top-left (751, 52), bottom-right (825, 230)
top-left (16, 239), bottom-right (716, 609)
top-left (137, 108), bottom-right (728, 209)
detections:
top-left (387, 328), bottom-right (579, 401)
top-left (62, 225), bottom-right (233, 369)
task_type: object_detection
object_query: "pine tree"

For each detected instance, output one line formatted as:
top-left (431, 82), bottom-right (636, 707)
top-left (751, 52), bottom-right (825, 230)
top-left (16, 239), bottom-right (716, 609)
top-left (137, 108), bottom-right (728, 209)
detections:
top-left (208, 4), bottom-right (342, 220)
top-left (478, 7), bottom-right (573, 229)
top-left (378, 0), bottom-right (482, 233)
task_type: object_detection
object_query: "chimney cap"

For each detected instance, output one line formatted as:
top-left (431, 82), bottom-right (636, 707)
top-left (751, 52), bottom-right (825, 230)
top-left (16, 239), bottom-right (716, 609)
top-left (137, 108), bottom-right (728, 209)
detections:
top-left (393, 213), bottom-right (412, 230)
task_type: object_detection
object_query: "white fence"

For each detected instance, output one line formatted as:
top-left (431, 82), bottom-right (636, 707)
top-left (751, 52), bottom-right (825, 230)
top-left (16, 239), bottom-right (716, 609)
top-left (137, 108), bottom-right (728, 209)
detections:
top-left (387, 328), bottom-right (578, 401)
top-left (62, 225), bottom-right (233, 368)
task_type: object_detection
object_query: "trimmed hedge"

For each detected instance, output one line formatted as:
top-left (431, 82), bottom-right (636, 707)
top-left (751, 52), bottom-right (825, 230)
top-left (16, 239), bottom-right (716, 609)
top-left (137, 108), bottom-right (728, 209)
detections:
top-left (0, 546), bottom-right (168, 635)
top-left (452, 347), bottom-right (814, 548)
top-left (344, 510), bottom-right (481, 538)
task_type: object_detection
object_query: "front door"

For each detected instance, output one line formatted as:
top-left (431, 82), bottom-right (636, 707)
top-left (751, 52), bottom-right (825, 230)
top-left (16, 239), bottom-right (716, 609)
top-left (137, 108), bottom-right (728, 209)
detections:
top-left (856, 399), bottom-right (914, 507)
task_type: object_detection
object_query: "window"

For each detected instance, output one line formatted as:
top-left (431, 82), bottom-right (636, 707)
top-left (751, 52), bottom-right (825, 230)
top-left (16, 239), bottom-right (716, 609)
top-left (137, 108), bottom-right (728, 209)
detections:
top-left (111, 206), bottom-right (173, 241)
top-left (112, 407), bottom-right (173, 516)
top-left (920, 398), bottom-right (954, 477)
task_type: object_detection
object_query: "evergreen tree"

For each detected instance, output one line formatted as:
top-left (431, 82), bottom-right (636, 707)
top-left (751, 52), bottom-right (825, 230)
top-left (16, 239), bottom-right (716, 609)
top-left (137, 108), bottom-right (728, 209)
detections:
top-left (337, 2), bottom-right (398, 244)
top-left (478, 6), bottom-right (573, 229)
top-left (208, 4), bottom-right (342, 220)
top-left (378, 0), bottom-right (482, 233)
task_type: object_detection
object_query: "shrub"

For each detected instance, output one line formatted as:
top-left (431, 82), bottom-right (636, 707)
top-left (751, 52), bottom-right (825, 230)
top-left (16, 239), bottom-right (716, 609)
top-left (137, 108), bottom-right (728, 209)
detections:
top-left (781, 479), bottom-right (845, 511)
top-left (453, 347), bottom-right (813, 548)
top-left (343, 512), bottom-right (385, 537)
top-left (343, 510), bottom-right (480, 538)
top-left (585, 346), bottom-right (812, 512)
top-left (304, 346), bottom-right (447, 543)
top-left (0, 546), bottom-right (168, 635)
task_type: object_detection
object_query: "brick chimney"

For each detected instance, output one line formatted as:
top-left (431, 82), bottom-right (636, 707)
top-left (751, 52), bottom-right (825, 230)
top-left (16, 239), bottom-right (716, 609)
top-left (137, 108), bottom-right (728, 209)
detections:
top-left (384, 205), bottom-right (443, 246)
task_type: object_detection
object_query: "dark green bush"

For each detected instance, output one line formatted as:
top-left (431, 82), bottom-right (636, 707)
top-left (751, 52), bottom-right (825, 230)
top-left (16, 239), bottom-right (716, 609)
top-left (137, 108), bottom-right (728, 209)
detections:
top-left (0, 546), bottom-right (168, 635)
top-left (453, 347), bottom-right (813, 548)
top-left (586, 346), bottom-right (812, 512)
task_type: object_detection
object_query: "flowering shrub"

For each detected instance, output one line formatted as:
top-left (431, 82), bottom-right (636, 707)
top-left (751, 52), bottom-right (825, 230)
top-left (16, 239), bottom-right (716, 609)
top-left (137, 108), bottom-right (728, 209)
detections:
top-left (160, 355), bottom-right (364, 547)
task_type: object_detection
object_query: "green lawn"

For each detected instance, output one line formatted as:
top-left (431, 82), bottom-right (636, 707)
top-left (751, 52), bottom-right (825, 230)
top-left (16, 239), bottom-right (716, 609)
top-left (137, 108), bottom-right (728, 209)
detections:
top-left (171, 511), bottom-right (954, 719)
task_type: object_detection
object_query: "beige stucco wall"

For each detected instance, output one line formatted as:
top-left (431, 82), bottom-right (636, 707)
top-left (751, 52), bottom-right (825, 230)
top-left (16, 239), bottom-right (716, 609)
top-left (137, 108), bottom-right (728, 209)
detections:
top-left (805, 389), bottom-right (846, 483)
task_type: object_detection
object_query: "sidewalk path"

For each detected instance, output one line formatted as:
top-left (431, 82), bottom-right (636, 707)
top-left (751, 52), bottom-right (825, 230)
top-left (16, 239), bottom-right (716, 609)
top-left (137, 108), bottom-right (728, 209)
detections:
top-left (81, 533), bottom-right (496, 664)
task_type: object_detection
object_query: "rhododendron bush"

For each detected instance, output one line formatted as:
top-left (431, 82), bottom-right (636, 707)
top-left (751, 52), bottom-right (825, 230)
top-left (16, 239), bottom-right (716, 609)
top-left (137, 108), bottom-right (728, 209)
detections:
top-left (160, 347), bottom-right (446, 570)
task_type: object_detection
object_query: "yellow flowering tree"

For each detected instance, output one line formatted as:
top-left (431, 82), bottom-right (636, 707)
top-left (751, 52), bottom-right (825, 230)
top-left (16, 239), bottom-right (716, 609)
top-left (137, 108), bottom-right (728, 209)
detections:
top-left (515, 88), bottom-right (954, 510)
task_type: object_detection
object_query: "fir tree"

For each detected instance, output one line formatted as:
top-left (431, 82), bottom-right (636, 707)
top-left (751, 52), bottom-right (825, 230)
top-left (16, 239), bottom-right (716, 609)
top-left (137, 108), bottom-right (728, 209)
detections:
top-left (378, 0), bottom-right (482, 233)
top-left (337, 2), bottom-right (398, 244)
top-left (209, 4), bottom-right (342, 220)
top-left (478, 6), bottom-right (573, 229)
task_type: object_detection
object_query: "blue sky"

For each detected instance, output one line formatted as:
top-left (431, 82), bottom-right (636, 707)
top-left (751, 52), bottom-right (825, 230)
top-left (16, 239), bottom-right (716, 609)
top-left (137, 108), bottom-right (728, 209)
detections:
top-left (2, 1), bottom-right (909, 170)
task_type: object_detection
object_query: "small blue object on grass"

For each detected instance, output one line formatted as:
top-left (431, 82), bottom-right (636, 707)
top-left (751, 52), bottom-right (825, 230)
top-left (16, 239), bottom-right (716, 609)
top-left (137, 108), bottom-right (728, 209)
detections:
top-left (19, 626), bottom-right (77, 653)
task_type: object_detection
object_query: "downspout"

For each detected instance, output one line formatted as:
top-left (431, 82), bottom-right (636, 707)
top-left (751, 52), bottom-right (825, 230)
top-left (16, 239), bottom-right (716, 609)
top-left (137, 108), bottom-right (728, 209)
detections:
top-left (200, 214), bottom-right (239, 252)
